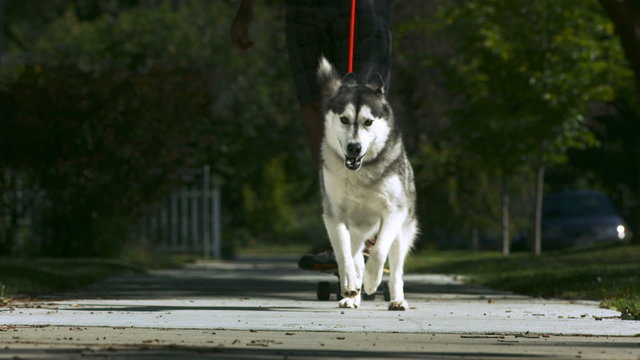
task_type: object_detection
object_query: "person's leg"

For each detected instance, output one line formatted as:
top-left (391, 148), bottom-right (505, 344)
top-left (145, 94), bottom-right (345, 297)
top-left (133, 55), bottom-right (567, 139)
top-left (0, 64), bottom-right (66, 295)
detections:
top-left (285, 1), bottom-right (328, 167)
top-left (286, 2), bottom-right (337, 269)
top-left (301, 102), bottom-right (323, 168)
top-left (331, 0), bottom-right (393, 90)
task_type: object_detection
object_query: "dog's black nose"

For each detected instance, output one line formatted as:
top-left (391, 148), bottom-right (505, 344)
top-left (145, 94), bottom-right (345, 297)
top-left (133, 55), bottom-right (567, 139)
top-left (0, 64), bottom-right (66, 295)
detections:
top-left (346, 142), bottom-right (362, 157)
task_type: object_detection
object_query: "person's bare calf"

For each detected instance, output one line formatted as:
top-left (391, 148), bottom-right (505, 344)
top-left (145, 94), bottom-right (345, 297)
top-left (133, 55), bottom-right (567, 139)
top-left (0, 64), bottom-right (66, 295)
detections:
top-left (301, 102), bottom-right (323, 168)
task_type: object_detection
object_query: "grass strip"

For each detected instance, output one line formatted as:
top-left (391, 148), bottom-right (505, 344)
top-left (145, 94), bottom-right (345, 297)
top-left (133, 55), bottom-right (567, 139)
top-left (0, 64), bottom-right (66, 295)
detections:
top-left (406, 242), bottom-right (640, 320)
top-left (0, 253), bottom-right (196, 303)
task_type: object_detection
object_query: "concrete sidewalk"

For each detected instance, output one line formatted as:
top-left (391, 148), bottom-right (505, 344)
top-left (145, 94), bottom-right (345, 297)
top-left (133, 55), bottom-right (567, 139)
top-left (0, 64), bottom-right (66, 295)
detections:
top-left (1, 257), bottom-right (639, 359)
top-left (1, 327), bottom-right (639, 359)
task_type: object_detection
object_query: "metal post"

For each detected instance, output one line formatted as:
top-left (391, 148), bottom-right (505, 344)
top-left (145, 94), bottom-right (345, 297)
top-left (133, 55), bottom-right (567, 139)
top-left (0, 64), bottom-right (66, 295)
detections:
top-left (171, 191), bottom-right (178, 250)
top-left (180, 186), bottom-right (188, 251)
top-left (190, 184), bottom-right (198, 251)
top-left (212, 177), bottom-right (221, 259)
top-left (155, 208), bottom-right (161, 245)
top-left (202, 165), bottom-right (211, 259)
top-left (161, 201), bottom-right (168, 247)
top-left (140, 215), bottom-right (148, 244)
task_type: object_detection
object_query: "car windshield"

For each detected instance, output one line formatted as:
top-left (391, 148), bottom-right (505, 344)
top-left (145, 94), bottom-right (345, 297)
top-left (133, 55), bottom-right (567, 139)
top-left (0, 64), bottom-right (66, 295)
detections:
top-left (543, 193), bottom-right (618, 219)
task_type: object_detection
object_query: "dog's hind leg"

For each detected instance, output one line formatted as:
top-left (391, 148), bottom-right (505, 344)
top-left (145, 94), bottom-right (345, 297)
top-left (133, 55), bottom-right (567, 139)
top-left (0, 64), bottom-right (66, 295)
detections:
top-left (387, 219), bottom-right (417, 310)
top-left (362, 210), bottom-right (406, 296)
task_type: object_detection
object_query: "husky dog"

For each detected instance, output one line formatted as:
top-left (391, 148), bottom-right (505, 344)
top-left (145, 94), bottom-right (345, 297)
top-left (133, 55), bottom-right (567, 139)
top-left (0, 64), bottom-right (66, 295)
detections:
top-left (317, 57), bottom-right (418, 311)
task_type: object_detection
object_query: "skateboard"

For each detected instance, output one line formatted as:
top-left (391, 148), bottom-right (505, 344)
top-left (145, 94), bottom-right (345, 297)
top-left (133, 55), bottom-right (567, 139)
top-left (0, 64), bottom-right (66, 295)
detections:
top-left (298, 250), bottom-right (390, 302)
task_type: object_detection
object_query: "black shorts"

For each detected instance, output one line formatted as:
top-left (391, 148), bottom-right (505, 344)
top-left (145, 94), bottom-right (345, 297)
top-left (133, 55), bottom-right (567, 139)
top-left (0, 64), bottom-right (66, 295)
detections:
top-left (285, 0), bottom-right (393, 106)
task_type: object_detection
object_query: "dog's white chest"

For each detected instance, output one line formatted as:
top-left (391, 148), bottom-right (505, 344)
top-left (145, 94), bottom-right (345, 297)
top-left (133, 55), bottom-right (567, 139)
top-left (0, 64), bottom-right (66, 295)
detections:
top-left (323, 168), bottom-right (401, 216)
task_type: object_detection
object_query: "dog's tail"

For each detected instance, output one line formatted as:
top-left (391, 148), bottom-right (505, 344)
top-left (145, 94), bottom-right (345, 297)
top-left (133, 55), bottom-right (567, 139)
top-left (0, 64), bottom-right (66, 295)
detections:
top-left (317, 56), bottom-right (341, 101)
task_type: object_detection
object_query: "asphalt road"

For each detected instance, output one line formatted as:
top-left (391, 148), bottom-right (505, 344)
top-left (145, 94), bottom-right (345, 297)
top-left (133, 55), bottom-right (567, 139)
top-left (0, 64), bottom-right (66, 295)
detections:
top-left (1, 256), bottom-right (639, 359)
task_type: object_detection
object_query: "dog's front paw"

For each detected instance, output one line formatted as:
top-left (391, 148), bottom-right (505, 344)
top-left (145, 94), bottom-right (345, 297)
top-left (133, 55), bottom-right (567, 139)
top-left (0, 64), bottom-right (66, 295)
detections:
top-left (338, 295), bottom-right (361, 309)
top-left (362, 276), bottom-right (378, 295)
top-left (342, 272), bottom-right (360, 298)
top-left (363, 260), bottom-right (382, 295)
top-left (388, 300), bottom-right (408, 311)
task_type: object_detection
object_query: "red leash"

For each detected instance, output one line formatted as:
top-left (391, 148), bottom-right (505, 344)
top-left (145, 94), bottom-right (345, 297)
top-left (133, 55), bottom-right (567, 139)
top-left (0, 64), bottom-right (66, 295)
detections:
top-left (348, 0), bottom-right (356, 73)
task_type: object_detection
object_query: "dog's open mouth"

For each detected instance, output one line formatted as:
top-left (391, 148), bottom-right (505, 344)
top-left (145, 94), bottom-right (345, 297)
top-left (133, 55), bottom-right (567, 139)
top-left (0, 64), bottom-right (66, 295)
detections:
top-left (345, 155), bottom-right (364, 171)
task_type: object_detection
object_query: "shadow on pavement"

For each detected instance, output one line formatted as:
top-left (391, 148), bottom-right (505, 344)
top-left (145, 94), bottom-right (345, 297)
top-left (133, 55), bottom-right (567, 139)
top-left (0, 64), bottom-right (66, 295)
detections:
top-left (52, 256), bottom-right (511, 302)
top-left (2, 346), bottom-right (548, 360)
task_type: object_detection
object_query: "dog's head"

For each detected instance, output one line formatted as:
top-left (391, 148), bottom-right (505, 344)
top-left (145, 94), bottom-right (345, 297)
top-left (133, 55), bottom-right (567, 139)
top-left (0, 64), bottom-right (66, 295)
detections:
top-left (317, 57), bottom-right (393, 171)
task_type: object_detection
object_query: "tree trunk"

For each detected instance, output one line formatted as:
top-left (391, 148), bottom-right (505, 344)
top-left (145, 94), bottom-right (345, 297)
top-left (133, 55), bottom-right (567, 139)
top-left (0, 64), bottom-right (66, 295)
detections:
top-left (598, 0), bottom-right (640, 99)
top-left (501, 178), bottom-right (510, 256)
top-left (533, 162), bottom-right (545, 256)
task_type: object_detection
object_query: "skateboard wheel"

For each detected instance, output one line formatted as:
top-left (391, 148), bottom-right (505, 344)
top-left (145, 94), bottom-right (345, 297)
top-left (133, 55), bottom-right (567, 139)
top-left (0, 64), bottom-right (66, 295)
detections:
top-left (383, 282), bottom-right (391, 302)
top-left (317, 281), bottom-right (331, 301)
top-left (335, 277), bottom-right (344, 300)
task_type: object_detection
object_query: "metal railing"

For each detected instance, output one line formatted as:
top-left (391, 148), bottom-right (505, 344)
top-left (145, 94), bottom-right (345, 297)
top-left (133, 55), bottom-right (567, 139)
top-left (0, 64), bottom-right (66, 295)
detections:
top-left (1, 166), bottom-right (222, 258)
top-left (138, 165), bottom-right (222, 258)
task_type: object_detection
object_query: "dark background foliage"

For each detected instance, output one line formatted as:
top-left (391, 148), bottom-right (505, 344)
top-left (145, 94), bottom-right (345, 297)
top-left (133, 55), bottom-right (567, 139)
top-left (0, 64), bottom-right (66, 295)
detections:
top-left (0, 0), bottom-right (638, 257)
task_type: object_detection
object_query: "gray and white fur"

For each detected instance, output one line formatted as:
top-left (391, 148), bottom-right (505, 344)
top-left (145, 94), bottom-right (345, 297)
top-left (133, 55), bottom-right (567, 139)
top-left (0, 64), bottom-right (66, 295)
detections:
top-left (317, 57), bottom-right (418, 310)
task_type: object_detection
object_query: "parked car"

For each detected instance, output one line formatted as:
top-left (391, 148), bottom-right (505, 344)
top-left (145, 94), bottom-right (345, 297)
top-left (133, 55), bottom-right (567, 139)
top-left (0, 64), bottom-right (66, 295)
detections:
top-left (515, 190), bottom-right (629, 250)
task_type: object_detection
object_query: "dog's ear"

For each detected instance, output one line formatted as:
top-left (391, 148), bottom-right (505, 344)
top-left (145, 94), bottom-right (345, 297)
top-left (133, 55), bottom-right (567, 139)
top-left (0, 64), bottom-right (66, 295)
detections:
top-left (317, 56), bottom-right (341, 99)
top-left (341, 72), bottom-right (358, 87)
top-left (366, 73), bottom-right (384, 95)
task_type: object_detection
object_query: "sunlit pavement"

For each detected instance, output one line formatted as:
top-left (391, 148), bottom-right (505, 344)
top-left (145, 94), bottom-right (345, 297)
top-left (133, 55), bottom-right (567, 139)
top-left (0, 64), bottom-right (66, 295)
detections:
top-left (1, 257), bottom-right (639, 359)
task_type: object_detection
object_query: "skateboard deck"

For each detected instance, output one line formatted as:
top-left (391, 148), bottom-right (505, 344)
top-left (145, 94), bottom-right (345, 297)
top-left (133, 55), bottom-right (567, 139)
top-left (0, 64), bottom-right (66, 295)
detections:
top-left (298, 252), bottom-right (390, 301)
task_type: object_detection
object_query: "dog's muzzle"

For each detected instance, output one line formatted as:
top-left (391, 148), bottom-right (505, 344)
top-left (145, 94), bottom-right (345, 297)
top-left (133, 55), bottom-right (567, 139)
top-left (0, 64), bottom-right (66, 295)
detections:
top-left (345, 142), bottom-right (364, 170)
top-left (345, 155), bottom-right (364, 170)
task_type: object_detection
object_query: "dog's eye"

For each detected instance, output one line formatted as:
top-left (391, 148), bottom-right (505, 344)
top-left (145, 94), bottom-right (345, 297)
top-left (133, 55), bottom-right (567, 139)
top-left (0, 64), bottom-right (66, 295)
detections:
top-left (364, 119), bottom-right (373, 126)
top-left (340, 116), bottom-right (349, 124)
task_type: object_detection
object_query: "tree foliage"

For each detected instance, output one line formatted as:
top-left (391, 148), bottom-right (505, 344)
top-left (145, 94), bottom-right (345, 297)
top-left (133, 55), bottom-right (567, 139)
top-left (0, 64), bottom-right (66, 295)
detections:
top-left (1, 1), bottom-right (310, 255)
top-left (439, 0), bottom-right (627, 168)
top-left (0, 0), bottom-right (637, 256)
top-left (393, 0), bottom-right (632, 250)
